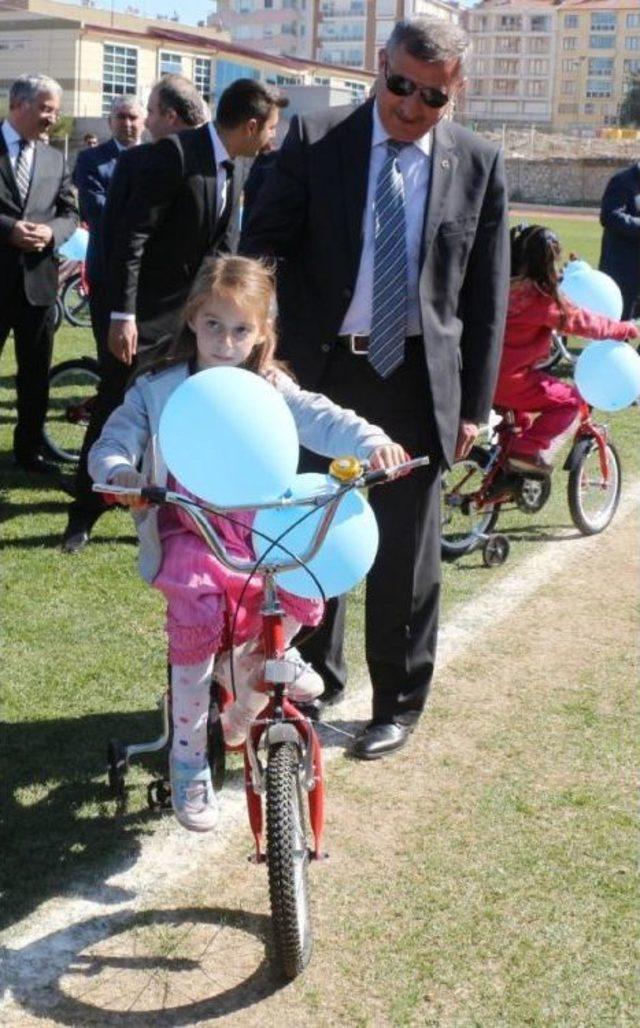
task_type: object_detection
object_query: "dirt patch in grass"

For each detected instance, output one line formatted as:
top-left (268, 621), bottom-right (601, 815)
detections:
top-left (3, 513), bottom-right (637, 1027)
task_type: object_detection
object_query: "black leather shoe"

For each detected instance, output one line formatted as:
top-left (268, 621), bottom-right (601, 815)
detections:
top-left (295, 687), bottom-right (344, 722)
top-left (15, 454), bottom-right (59, 475)
top-left (351, 720), bottom-right (413, 760)
top-left (61, 514), bottom-right (93, 554)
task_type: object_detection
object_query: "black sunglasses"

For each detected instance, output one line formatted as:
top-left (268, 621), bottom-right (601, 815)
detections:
top-left (383, 60), bottom-right (451, 109)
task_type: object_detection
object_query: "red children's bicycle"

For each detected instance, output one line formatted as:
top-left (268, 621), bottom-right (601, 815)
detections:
top-left (95, 454), bottom-right (429, 981)
top-left (441, 401), bottom-right (621, 567)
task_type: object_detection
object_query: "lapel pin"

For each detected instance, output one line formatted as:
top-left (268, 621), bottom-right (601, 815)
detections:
top-left (441, 158), bottom-right (451, 169)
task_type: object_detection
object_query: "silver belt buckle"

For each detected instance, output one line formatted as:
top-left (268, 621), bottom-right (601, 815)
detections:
top-left (349, 334), bottom-right (368, 355)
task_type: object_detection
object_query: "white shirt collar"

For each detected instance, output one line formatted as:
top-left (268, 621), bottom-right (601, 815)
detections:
top-left (2, 119), bottom-right (30, 149)
top-left (372, 101), bottom-right (431, 157)
top-left (208, 122), bottom-right (231, 167)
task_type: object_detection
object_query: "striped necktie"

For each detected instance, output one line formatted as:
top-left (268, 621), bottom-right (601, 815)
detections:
top-left (368, 140), bottom-right (409, 379)
top-left (14, 138), bottom-right (32, 206)
top-left (217, 159), bottom-right (235, 236)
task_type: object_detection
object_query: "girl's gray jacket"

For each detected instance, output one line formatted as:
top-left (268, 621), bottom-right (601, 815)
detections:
top-left (88, 363), bottom-right (392, 583)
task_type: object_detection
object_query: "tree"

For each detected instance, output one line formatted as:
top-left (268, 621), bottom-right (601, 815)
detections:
top-left (619, 75), bottom-right (640, 128)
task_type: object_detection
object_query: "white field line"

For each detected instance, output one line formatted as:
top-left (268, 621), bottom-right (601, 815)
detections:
top-left (2, 481), bottom-right (639, 1003)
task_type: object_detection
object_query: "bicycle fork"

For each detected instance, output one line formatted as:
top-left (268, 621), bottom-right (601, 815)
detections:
top-left (242, 582), bottom-right (326, 863)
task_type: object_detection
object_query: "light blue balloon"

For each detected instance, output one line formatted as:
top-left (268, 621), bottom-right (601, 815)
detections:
top-left (159, 366), bottom-right (299, 506)
top-left (561, 267), bottom-right (623, 320)
top-left (252, 472), bottom-right (379, 600)
top-left (58, 227), bottom-right (89, 261)
top-left (562, 259), bottom-right (591, 278)
top-left (575, 340), bottom-right (640, 412)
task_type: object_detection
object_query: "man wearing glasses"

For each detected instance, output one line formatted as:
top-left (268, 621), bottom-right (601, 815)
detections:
top-left (241, 19), bottom-right (509, 759)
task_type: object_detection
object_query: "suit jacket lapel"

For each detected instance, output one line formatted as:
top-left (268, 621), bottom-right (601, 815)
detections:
top-left (194, 124), bottom-right (217, 246)
top-left (24, 139), bottom-right (43, 216)
top-left (423, 120), bottom-right (458, 258)
top-left (338, 100), bottom-right (374, 272)
top-left (0, 124), bottom-right (22, 209)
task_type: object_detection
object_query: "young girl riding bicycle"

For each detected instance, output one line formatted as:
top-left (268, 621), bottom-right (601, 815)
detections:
top-left (494, 224), bottom-right (638, 475)
top-left (89, 255), bottom-right (407, 834)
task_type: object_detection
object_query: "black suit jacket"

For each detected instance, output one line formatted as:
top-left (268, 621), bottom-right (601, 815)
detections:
top-left (107, 123), bottom-right (241, 345)
top-left (241, 101), bottom-right (510, 464)
top-left (0, 125), bottom-right (78, 306)
top-left (72, 137), bottom-right (119, 284)
top-left (102, 142), bottom-right (152, 276)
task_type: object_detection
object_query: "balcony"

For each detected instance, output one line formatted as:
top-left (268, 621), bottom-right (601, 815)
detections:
top-left (319, 1), bottom-right (365, 19)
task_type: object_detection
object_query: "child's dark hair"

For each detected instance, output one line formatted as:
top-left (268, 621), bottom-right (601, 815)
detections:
top-left (510, 222), bottom-right (568, 324)
top-left (136, 255), bottom-right (288, 379)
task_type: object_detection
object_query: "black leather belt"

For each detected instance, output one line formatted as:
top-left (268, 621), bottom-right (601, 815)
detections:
top-left (336, 334), bottom-right (423, 355)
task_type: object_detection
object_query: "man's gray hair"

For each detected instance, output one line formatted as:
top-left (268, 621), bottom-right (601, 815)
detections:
top-left (154, 74), bottom-right (208, 128)
top-left (386, 18), bottom-right (471, 67)
top-left (109, 94), bottom-right (143, 117)
top-left (10, 74), bottom-right (62, 105)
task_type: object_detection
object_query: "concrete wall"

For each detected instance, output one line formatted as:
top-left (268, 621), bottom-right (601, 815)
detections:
top-left (505, 157), bottom-right (631, 206)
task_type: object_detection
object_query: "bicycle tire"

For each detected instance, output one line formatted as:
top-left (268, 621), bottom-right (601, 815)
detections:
top-left (53, 297), bottom-right (64, 334)
top-left (568, 439), bottom-right (621, 535)
top-left (266, 741), bottom-right (313, 980)
top-left (441, 447), bottom-right (499, 559)
top-left (44, 357), bottom-right (100, 463)
top-left (61, 272), bottom-right (91, 328)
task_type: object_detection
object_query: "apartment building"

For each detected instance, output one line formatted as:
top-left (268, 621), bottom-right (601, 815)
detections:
top-left (554, 0), bottom-right (640, 132)
top-left (0, 0), bottom-right (373, 125)
top-left (463, 0), bottom-right (640, 133)
top-left (213, 0), bottom-right (459, 72)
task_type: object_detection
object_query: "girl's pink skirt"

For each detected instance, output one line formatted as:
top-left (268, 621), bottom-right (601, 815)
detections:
top-left (153, 496), bottom-right (323, 665)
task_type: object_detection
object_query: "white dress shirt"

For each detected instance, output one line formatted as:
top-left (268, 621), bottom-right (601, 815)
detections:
top-left (208, 122), bottom-right (232, 218)
top-left (340, 102), bottom-right (431, 338)
top-left (2, 119), bottom-right (35, 190)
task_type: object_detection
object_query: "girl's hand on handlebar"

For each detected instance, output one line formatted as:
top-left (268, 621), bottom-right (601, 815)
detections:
top-left (108, 468), bottom-right (147, 508)
top-left (368, 443), bottom-right (410, 471)
top-left (622, 322), bottom-right (639, 341)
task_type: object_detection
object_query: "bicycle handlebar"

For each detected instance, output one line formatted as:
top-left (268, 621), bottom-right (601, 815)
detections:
top-left (93, 455), bottom-right (429, 577)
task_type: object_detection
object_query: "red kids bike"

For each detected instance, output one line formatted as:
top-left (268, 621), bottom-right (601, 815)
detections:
top-left (441, 401), bottom-right (621, 566)
top-left (95, 454), bottom-right (429, 981)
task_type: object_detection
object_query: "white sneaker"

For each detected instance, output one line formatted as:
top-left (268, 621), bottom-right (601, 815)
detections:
top-left (169, 755), bottom-right (219, 833)
top-left (285, 648), bottom-right (324, 703)
top-left (220, 693), bottom-right (268, 748)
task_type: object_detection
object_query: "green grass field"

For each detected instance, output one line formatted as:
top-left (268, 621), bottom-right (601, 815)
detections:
top-left (1, 215), bottom-right (638, 1019)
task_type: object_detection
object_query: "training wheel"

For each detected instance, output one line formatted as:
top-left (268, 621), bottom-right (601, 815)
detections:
top-left (482, 533), bottom-right (510, 567)
top-left (107, 739), bottom-right (127, 803)
top-left (147, 777), bottom-right (172, 811)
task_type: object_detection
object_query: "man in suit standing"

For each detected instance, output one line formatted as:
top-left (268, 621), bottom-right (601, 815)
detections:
top-left (598, 161), bottom-right (640, 321)
top-left (61, 75), bottom-right (208, 552)
top-left (241, 18), bottom-right (510, 759)
top-left (72, 96), bottom-right (145, 359)
top-left (0, 74), bottom-right (78, 473)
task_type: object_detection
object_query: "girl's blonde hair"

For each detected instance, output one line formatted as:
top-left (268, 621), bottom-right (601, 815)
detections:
top-left (137, 254), bottom-right (288, 379)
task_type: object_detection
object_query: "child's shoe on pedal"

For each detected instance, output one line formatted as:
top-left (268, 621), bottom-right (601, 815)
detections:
top-left (220, 690), bottom-right (268, 748)
top-left (169, 754), bottom-right (219, 833)
top-left (284, 647), bottom-right (324, 703)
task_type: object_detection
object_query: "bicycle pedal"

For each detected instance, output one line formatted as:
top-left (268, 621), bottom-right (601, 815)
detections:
top-left (248, 852), bottom-right (267, 864)
top-left (310, 850), bottom-right (330, 862)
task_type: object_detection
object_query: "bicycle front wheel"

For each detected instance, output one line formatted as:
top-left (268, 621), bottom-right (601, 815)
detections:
top-left (61, 273), bottom-right (91, 328)
top-left (441, 448), bottom-right (499, 559)
top-left (266, 741), bottom-right (313, 980)
top-left (568, 440), bottom-right (621, 535)
top-left (44, 357), bottom-right (100, 463)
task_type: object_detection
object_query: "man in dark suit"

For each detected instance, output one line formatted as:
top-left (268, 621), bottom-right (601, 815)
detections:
top-left (61, 75), bottom-right (208, 552)
top-left (0, 74), bottom-right (78, 473)
top-left (599, 161), bottom-right (640, 321)
top-left (72, 95), bottom-right (145, 357)
top-left (241, 18), bottom-right (510, 758)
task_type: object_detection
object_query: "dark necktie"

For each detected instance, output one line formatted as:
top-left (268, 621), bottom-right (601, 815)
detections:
top-left (14, 138), bottom-right (32, 206)
top-left (368, 140), bottom-right (409, 379)
top-left (217, 159), bottom-right (235, 236)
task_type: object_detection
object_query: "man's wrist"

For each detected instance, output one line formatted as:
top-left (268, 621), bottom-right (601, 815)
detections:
top-left (110, 312), bottom-right (136, 322)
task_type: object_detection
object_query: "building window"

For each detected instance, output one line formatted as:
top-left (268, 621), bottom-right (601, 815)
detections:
top-left (527, 37), bottom-right (549, 54)
top-left (376, 19), bottom-right (395, 44)
top-left (591, 12), bottom-right (616, 32)
top-left (528, 59), bottom-right (548, 76)
top-left (561, 79), bottom-right (576, 95)
top-left (558, 102), bottom-right (578, 113)
top-left (584, 103), bottom-right (595, 114)
top-left (264, 0), bottom-right (273, 8)
top-left (626, 36), bottom-right (640, 51)
top-left (561, 59), bottom-right (576, 73)
top-left (586, 79), bottom-right (612, 98)
top-left (588, 57), bottom-right (613, 76)
top-left (493, 78), bottom-right (518, 96)
top-left (194, 57), bottom-right (212, 102)
top-left (376, 0), bottom-right (396, 14)
top-left (495, 37), bottom-right (520, 54)
top-left (494, 58), bottom-right (519, 75)
top-left (627, 14), bottom-right (640, 29)
top-left (564, 15), bottom-right (578, 29)
top-left (530, 15), bottom-right (549, 32)
top-left (624, 59), bottom-right (640, 75)
top-left (102, 43), bottom-right (137, 116)
top-left (562, 37), bottom-right (577, 51)
top-left (159, 51), bottom-right (183, 76)
top-left (498, 15), bottom-right (521, 30)
top-left (589, 35), bottom-right (615, 49)
top-left (525, 80), bottom-right (547, 97)
top-left (214, 60), bottom-right (259, 103)
top-left (474, 38), bottom-right (491, 54)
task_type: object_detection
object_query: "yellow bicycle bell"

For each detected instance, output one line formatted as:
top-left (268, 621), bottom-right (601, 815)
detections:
top-left (329, 456), bottom-right (363, 483)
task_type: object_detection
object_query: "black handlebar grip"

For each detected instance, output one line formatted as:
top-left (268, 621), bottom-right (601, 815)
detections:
top-left (141, 486), bottom-right (167, 504)
top-left (363, 469), bottom-right (391, 487)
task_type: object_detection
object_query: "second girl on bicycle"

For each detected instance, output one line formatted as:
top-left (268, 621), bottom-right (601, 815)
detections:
top-left (89, 255), bottom-right (408, 833)
top-left (494, 224), bottom-right (638, 474)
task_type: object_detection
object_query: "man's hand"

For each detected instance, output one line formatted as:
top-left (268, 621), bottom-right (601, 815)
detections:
top-left (9, 221), bottom-right (52, 252)
top-left (108, 319), bottom-right (138, 365)
top-left (455, 419), bottom-right (479, 460)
